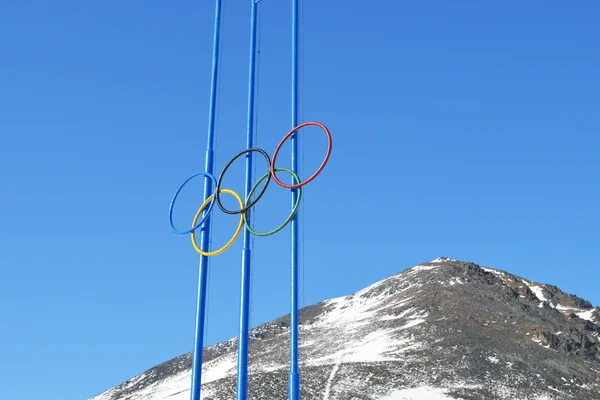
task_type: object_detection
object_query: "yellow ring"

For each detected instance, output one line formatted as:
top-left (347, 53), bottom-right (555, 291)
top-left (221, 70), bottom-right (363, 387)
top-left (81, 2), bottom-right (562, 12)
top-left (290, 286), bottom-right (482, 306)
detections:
top-left (191, 189), bottom-right (244, 256)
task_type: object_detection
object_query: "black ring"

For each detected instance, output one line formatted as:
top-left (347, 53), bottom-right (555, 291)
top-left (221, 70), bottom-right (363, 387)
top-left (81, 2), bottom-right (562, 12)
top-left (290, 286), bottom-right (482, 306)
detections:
top-left (215, 148), bottom-right (272, 215)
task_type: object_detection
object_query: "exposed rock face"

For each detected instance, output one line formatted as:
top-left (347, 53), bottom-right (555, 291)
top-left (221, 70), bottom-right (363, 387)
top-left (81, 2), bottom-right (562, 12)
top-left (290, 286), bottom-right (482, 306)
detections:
top-left (89, 258), bottom-right (600, 400)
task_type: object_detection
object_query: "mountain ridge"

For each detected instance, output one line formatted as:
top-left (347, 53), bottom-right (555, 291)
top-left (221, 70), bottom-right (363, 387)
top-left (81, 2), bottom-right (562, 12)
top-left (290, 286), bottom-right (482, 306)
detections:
top-left (89, 257), bottom-right (600, 400)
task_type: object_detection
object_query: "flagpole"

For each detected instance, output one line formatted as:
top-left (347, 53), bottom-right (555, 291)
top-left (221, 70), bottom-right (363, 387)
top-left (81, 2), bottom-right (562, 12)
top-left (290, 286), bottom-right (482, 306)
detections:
top-left (189, 0), bottom-right (223, 399)
top-left (236, 0), bottom-right (259, 398)
top-left (289, 0), bottom-right (301, 398)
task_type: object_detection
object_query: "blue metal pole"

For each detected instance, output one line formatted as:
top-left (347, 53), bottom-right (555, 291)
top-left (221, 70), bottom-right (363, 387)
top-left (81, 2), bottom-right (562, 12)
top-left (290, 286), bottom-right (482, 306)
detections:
top-left (236, 0), bottom-right (259, 399)
top-left (289, 0), bottom-right (300, 399)
top-left (189, 1), bottom-right (222, 400)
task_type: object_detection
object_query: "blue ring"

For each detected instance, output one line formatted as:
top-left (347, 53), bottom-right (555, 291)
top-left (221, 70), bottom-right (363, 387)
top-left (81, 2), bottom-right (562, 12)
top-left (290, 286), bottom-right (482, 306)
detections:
top-left (169, 172), bottom-right (217, 235)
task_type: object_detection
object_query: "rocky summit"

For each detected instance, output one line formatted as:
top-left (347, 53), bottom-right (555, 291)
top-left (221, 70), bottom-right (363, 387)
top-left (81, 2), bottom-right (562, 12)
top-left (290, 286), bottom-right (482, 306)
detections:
top-left (89, 258), bottom-right (600, 400)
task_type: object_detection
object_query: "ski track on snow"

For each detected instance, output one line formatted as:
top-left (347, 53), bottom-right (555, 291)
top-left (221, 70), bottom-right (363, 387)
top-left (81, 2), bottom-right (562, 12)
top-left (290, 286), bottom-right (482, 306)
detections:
top-left (322, 359), bottom-right (342, 400)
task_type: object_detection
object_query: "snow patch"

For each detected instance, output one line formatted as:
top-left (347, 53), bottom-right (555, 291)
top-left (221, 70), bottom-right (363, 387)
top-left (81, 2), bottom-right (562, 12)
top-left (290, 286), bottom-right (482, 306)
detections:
top-left (378, 387), bottom-right (453, 399)
top-left (93, 368), bottom-right (198, 400)
top-left (354, 278), bottom-right (388, 297)
top-left (202, 353), bottom-right (237, 384)
top-left (447, 277), bottom-right (464, 286)
top-left (430, 257), bottom-right (457, 263)
top-left (411, 264), bottom-right (439, 272)
top-left (399, 319), bottom-right (425, 330)
top-left (481, 267), bottom-right (505, 277)
top-left (487, 355), bottom-right (500, 364)
top-left (529, 286), bottom-right (548, 302)
top-left (555, 304), bottom-right (596, 322)
top-left (314, 328), bottom-right (418, 364)
top-left (556, 304), bottom-right (578, 311)
top-left (576, 309), bottom-right (595, 321)
top-left (380, 307), bottom-right (426, 321)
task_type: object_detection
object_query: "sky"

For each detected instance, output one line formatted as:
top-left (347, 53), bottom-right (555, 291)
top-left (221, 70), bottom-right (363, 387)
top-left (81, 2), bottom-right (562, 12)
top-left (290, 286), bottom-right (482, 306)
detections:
top-left (1, 1), bottom-right (599, 399)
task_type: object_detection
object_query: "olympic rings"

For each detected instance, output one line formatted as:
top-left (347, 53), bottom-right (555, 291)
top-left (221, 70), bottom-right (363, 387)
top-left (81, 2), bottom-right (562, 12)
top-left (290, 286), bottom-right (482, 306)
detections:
top-left (270, 121), bottom-right (332, 189)
top-left (244, 168), bottom-right (302, 237)
top-left (191, 189), bottom-right (244, 256)
top-left (169, 121), bottom-right (331, 255)
top-left (215, 148), bottom-right (272, 215)
top-left (169, 172), bottom-right (217, 235)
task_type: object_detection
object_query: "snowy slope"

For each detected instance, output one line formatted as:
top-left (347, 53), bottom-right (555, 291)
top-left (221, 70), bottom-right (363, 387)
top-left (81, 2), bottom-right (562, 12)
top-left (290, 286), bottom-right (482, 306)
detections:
top-left (89, 258), bottom-right (600, 400)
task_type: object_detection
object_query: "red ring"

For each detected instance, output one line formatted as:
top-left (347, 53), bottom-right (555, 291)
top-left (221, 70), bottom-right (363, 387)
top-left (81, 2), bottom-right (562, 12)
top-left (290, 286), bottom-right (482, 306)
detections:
top-left (270, 121), bottom-right (332, 189)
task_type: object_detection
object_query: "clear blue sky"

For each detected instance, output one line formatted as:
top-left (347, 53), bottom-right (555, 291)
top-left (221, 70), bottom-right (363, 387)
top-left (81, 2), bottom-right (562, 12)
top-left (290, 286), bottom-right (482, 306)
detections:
top-left (1, 1), bottom-right (599, 399)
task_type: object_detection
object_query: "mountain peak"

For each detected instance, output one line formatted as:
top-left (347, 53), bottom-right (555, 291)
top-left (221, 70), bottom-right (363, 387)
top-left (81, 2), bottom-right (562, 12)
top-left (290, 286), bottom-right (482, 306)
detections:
top-left (429, 256), bottom-right (458, 263)
top-left (90, 259), bottom-right (600, 400)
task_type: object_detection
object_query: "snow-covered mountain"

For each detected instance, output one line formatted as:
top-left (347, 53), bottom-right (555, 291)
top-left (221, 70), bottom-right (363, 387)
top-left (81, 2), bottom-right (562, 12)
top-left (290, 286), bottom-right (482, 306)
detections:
top-left (89, 258), bottom-right (600, 400)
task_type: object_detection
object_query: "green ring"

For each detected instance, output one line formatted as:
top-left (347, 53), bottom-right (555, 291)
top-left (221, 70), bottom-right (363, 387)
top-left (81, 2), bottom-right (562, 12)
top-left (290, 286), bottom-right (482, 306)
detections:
top-left (244, 168), bottom-right (302, 237)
